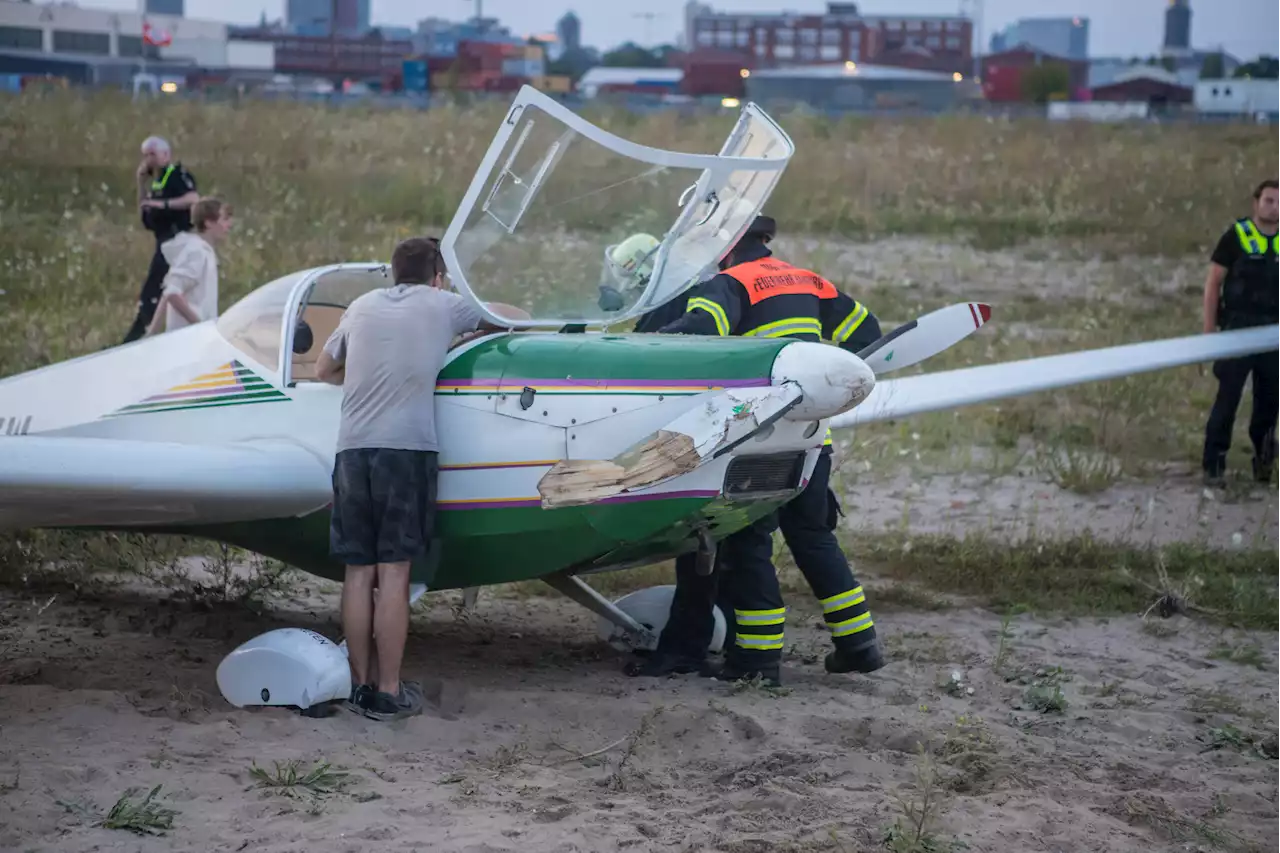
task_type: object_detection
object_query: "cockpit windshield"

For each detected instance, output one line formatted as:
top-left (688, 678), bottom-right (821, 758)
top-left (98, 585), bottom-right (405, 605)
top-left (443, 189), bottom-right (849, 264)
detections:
top-left (216, 270), bottom-right (305, 374)
top-left (441, 86), bottom-right (794, 328)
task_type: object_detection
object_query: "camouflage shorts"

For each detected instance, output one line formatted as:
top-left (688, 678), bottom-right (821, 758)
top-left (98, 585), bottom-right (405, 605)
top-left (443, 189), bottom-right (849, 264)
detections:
top-left (329, 448), bottom-right (439, 566)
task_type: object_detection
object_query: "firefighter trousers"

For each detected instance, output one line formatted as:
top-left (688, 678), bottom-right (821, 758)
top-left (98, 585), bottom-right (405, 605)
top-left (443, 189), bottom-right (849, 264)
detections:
top-left (715, 515), bottom-right (787, 677)
top-left (648, 522), bottom-right (785, 678)
top-left (778, 449), bottom-right (877, 654)
top-left (1202, 352), bottom-right (1278, 476)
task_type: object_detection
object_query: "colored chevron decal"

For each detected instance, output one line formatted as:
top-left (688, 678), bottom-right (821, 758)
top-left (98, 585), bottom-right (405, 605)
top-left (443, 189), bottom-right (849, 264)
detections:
top-left (107, 360), bottom-right (290, 417)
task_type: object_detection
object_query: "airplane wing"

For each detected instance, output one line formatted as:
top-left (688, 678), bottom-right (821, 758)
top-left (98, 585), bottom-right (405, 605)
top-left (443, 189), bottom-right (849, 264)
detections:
top-left (831, 325), bottom-right (1279, 428)
top-left (0, 436), bottom-right (333, 530)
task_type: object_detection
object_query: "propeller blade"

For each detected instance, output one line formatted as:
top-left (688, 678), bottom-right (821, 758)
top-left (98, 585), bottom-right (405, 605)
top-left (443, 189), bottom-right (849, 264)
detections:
top-left (856, 302), bottom-right (991, 376)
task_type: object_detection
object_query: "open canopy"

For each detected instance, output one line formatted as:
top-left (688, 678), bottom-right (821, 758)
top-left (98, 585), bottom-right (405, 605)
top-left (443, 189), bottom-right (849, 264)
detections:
top-left (440, 86), bottom-right (796, 329)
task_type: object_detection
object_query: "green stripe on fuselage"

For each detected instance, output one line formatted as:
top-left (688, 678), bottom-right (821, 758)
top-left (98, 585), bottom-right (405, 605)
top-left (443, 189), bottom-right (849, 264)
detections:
top-left (440, 332), bottom-right (790, 383)
top-left (167, 490), bottom-right (793, 590)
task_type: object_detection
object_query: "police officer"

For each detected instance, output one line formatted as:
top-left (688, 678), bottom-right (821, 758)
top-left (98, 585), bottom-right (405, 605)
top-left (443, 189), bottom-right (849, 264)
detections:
top-left (624, 215), bottom-right (886, 686)
top-left (124, 135), bottom-right (199, 344)
top-left (1201, 179), bottom-right (1279, 486)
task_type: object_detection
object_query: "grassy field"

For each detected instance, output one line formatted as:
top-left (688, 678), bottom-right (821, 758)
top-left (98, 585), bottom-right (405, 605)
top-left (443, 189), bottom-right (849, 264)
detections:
top-left (1, 91), bottom-right (1278, 853)
top-left (1, 90), bottom-right (1276, 611)
top-left (0, 90), bottom-right (1274, 372)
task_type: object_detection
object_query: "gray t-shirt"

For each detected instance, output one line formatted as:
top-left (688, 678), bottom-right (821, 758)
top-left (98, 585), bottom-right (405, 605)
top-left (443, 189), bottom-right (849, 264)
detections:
top-left (323, 284), bottom-right (484, 453)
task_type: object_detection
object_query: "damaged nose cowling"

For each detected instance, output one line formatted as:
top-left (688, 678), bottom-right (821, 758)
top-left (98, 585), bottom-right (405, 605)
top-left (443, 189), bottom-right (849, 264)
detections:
top-left (770, 341), bottom-right (876, 421)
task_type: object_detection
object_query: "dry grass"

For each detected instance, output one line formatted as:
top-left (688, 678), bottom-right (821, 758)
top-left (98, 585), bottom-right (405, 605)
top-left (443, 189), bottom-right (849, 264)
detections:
top-left (847, 531), bottom-right (1277, 630)
top-left (1, 91), bottom-right (1276, 606)
top-left (1, 89), bottom-right (1274, 378)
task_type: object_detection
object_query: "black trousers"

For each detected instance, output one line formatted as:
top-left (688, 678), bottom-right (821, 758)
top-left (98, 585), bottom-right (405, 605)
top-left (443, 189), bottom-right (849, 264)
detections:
top-left (655, 450), bottom-right (877, 670)
top-left (1202, 352), bottom-right (1279, 474)
top-left (654, 517), bottom-right (786, 675)
top-left (778, 449), bottom-right (876, 653)
top-left (123, 243), bottom-right (169, 344)
top-left (716, 513), bottom-right (787, 674)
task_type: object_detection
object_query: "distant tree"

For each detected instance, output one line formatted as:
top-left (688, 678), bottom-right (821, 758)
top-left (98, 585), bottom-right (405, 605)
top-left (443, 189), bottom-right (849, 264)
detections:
top-left (601, 42), bottom-right (665, 68)
top-left (1233, 55), bottom-right (1279, 78)
top-left (1200, 51), bottom-right (1226, 78)
top-left (1021, 62), bottom-right (1071, 104)
top-left (547, 46), bottom-right (597, 83)
top-left (653, 45), bottom-right (683, 66)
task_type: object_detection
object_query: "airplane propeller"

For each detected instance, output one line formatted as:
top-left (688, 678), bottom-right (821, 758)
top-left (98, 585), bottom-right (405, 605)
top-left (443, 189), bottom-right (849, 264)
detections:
top-left (856, 302), bottom-right (991, 377)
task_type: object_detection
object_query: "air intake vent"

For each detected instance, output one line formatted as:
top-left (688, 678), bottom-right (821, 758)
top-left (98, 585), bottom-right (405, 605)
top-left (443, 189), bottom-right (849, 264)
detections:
top-left (723, 452), bottom-right (806, 498)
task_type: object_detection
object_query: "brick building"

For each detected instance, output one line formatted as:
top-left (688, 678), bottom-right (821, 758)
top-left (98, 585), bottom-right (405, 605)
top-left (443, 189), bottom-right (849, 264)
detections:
top-left (688, 2), bottom-right (972, 76)
top-left (1090, 68), bottom-right (1192, 107)
top-left (980, 47), bottom-right (1089, 102)
top-left (231, 29), bottom-right (410, 81)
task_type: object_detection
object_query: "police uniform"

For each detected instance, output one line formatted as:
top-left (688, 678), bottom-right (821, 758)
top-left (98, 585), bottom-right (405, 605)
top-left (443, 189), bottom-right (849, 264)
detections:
top-left (630, 216), bottom-right (885, 684)
top-left (1202, 216), bottom-right (1279, 483)
top-left (123, 161), bottom-right (197, 343)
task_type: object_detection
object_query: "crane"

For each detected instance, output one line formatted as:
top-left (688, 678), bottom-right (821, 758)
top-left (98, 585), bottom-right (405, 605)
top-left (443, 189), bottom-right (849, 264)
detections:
top-left (633, 11), bottom-right (660, 46)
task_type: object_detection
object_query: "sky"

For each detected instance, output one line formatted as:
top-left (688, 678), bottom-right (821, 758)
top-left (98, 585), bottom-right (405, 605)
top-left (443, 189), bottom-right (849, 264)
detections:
top-left (82, 0), bottom-right (1278, 60)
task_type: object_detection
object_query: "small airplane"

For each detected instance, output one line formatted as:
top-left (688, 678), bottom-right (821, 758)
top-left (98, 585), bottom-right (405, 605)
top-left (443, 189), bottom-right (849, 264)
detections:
top-left (2, 87), bottom-right (1275, 712)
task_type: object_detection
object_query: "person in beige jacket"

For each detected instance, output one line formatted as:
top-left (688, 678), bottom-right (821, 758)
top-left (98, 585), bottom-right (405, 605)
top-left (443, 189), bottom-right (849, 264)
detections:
top-left (145, 197), bottom-right (233, 336)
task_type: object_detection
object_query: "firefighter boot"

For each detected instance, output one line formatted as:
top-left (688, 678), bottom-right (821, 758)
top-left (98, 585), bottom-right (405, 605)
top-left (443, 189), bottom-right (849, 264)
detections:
top-left (825, 637), bottom-right (886, 675)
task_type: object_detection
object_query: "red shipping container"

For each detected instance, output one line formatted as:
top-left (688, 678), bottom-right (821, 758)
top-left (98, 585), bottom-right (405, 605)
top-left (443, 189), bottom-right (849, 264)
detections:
top-left (681, 63), bottom-right (745, 97)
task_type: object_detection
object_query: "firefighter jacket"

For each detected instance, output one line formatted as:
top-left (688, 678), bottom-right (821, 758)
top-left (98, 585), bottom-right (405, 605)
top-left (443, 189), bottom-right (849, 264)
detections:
top-left (656, 243), bottom-right (880, 352)
top-left (1219, 217), bottom-right (1279, 330)
top-left (655, 243), bottom-right (881, 448)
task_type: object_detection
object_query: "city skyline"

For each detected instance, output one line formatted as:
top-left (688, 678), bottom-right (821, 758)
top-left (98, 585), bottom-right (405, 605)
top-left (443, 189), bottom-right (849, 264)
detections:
top-left (74, 0), bottom-right (1278, 61)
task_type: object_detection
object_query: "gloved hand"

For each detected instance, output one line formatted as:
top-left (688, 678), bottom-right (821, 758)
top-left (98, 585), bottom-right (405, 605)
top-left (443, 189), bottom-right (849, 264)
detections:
top-left (598, 285), bottom-right (625, 312)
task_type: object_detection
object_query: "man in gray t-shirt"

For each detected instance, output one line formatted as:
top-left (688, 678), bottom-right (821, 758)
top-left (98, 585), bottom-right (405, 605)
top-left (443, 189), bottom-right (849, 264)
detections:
top-left (316, 236), bottom-right (491, 721)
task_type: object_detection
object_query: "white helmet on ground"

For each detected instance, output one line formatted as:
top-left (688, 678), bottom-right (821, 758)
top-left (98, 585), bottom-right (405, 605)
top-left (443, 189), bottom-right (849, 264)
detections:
top-left (216, 628), bottom-right (351, 710)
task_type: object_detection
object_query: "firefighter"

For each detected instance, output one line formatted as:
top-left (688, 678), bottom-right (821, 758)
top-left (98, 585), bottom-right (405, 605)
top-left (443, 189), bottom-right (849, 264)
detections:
top-left (1201, 179), bottom-right (1279, 486)
top-left (623, 215), bottom-right (886, 686)
top-left (124, 135), bottom-right (199, 344)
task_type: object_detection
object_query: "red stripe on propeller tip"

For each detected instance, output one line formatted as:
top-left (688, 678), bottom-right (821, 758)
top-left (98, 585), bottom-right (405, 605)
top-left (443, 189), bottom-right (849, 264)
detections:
top-left (976, 303), bottom-right (991, 324)
top-left (968, 303), bottom-right (980, 328)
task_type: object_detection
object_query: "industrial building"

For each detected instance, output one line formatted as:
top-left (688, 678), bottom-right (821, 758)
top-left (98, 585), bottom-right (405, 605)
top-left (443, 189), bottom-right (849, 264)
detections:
top-left (688, 2), bottom-right (972, 75)
top-left (1163, 0), bottom-right (1191, 52)
top-left (1195, 78), bottom-right (1279, 121)
top-left (745, 62), bottom-right (966, 112)
top-left (286, 0), bottom-right (371, 37)
top-left (577, 66), bottom-right (683, 99)
top-left (1089, 67), bottom-right (1192, 109)
top-left (989, 17), bottom-right (1088, 60)
top-left (228, 30), bottom-right (411, 83)
top-left (0, 0), bottom-right (272, 87)
top-left (143, 0), bottom-right (185, 16)
top-left (981, 47), bottom-right (1089, 102)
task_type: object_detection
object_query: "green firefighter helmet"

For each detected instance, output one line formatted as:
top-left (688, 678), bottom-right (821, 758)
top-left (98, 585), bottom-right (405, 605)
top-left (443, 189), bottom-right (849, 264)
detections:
top-left (603, 232), bottom-right (661, 293)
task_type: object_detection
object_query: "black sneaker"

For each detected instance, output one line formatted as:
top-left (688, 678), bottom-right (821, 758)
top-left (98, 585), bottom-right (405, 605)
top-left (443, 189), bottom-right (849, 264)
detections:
top-left (1253, 455), bottom-right (1275, 484)
top-left (362, 681), bottom-right (425, 722)
top-left (346, 683), bottom-right (374, 715)
top-left (825, 643), bottom-right (886, 674)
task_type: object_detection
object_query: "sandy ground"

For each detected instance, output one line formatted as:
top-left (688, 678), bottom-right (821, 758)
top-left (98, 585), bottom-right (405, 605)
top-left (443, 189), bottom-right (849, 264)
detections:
top-left (2, 522), bottom-right (1277, 853)
top-left (840, 467), bottom-right (1279, 550)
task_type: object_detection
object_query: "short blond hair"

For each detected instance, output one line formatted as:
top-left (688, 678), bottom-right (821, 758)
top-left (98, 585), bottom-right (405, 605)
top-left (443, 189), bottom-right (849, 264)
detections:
top-left (192, 197), bottom-right (230, 232)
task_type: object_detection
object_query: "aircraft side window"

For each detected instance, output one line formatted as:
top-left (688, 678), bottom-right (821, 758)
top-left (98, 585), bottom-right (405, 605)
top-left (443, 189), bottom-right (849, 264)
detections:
top-left (216, 271), bottom-right (302, 376)
top-left (289, 303), bottom-right (346, 383)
